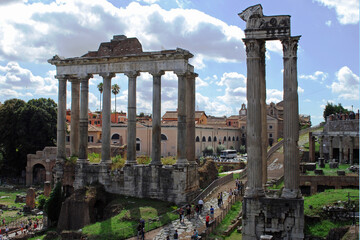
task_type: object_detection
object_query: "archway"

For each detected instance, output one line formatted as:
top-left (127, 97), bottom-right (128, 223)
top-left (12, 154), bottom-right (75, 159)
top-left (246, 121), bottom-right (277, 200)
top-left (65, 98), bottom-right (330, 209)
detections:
top-left (33, 164), bottom-right (46, 184)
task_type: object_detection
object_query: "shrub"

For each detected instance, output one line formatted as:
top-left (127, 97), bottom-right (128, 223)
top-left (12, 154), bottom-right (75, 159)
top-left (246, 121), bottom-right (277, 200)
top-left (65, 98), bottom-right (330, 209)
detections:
top-left (37, 194), bottom-right (48, 210)
top-left (239, 145), bottom-right (246, 154)
top-left (216, 144), bottom-right (226, 155)
top-left (44, 182), bottom-right (64, 224)
top-left (88, 152), bottom-right (101, 163)
top-left (203, 146), bottom-right (214, 156)
top-left (111, 155), bottom-right (125, 170)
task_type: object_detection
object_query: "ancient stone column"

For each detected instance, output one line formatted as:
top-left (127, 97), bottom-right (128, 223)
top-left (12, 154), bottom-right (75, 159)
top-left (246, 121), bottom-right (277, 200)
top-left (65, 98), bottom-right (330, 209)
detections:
top-left (260, 41), bottom-right (267, 186)
top-left (150, 71), bottom-right (164, 165)
top-left (100, 73), bottom-right (115, 164)
top-left (243, 39), bottom-right (265, 198)
top-left (78, 75), bottom-right (91, 161)
top-left (56, 75), bottom-right (67, 162)
top-left (349, 136), bottom-right (354, 165)
top-left (70, 80), bottom-right (80, 157)
top-left (175, 72), bottom-right (189, 166)
top-left (319, 136), bottom-right (324, 159)
top-left (186, 72), bottom-right (197, 164)
top-left (281, 36), bottom-right (301, 199)
top-left (339, 136), bottom-right (343, 163)
top-left (329, 136), bottom-right (334, 160)
top-left (125, 71), bottom-right (139, 165)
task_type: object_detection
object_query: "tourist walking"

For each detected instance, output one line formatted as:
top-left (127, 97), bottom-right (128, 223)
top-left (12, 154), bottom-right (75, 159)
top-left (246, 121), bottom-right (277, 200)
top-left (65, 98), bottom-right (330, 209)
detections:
top-left (191, 229), bottom-right (199, 239)
top-left (210, 206), bottom-right (214, 220)
top-left (198, 199), bottom-right (204, 213)
top-left (173, 229), bottom-right (179, 240)
top-left (205, 213), bottom-right (210, 228)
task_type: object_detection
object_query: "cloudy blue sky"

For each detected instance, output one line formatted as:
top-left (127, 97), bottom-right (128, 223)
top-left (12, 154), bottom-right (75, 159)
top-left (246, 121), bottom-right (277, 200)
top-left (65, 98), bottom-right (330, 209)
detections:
top-left (0, 0), bottom-right (358, 125)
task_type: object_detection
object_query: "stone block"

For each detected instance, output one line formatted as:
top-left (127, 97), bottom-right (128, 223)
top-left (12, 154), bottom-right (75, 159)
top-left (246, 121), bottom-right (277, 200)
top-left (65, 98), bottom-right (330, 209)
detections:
top-left (314, 169), bottom-right (324, 175)
top-left (337, 170), bottom-right (345, 176)
top-left (25, 188), bottom-right (36, 209)
top-left (44, 181), bottom-right (51, 197)
top-left (329, 162), bottom-right (339, 169)
top-left (305, 163), bottom-right (316, 171)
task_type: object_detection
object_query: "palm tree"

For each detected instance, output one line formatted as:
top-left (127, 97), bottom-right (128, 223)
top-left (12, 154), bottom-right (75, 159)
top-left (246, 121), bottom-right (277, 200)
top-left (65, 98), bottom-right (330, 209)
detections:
top-left (111, 84), bottom-right (120, 123)
top-left (97, 82), bottom-right (103, 112)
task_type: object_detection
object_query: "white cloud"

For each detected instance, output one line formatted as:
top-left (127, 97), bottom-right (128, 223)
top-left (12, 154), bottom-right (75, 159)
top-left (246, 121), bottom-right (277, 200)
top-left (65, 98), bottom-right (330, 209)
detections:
top-left (266, 40), bottom-right (282, 55)
top-left (0, 1), bottom-right (248, 64)
top-left (0, 61), bottom-right (57, 96)
top-left (330, 66), bottom-right (359, 100)
top-left (325, 20), bottom-right (332, 26)
top-left (196, 92), bottom-right (233, 116)
top-left (216, 72), bottom-right (247, 104)
top-left (315, 0), bottom-right (359, 24)
top-left (298, 86), bottom-right (304, 94)
top-left (299, 71), bottom-right (328, 83)
top-left (266, 89), bottom-right (283, 104)
top-left (195, 77), bottom-right (209, 88)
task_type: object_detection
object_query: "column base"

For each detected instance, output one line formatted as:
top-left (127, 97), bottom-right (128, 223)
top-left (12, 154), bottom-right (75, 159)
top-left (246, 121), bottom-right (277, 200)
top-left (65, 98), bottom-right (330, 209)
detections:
top-left (100, 160), bottom-right (112, 165)
top-left (245, 187), bottom-right (265, 198)
top-left (175, 158), bottom-right (189, 168)
top-left (281, 188), bottom-right (302, 199)
top-left (77, 158), bottom-right (88, 164)
top-left (125, 160), bottom-right (137, 166)
top-left (150, 161), bottom-right (163, 166)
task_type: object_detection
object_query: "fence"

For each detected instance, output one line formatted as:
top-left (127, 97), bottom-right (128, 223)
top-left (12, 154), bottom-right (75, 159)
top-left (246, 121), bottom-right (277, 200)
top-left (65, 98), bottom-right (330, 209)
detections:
top-left (203, 194), bottom-right (242, 237)
top-left (192, 173), bottom-right (233, 203)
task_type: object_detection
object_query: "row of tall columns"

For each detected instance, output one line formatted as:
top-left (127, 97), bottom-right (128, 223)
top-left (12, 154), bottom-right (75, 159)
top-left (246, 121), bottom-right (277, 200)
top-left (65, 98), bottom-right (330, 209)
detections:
top-left (56, 71), bottom-right (197, 168)
top-left (243, 39), bottom-right (265, 198)
top-left (281, 36), bottom-right (301, 199)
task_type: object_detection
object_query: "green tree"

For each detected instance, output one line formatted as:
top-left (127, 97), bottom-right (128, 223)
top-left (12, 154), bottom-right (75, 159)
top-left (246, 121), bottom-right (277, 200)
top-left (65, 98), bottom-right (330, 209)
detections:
top-left (216, 144), bottom-right (226, 156)
top-left (323, 102), bottom-right (349, 121)
top-left (44, 182), bottom-right (64, 224)
top-left (202, 145), bottom-right (214, 157)
top-left (0, 98), bottom-right (57, 175)
top-left (239, 145), bottom-right (247, 154)
top-left (97, 82), bottom-right (103, 112)
top-left (111, 84), bottom-right (120, 123)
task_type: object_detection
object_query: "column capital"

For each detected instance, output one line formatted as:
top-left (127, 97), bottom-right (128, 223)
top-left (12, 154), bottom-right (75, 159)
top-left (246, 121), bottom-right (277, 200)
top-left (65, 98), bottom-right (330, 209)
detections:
top-left (78, 74), bottom-right (93, 81)
top-left (243, 38), bottom-right (265, 58)
top-left (99, 72), bottom-right (116, 79)
top-left (55, 75), bottom-right (67, 81)
top-left (174, 71), bottom-right (187, 77)
top-left (149, 70), bottom-right (165, 77)
top-left (281, 36), bottom-right (301, 58)
top-left (186, 71), bottom-right (198, 78)
top-left (124, 71), bottom-right (140, 78)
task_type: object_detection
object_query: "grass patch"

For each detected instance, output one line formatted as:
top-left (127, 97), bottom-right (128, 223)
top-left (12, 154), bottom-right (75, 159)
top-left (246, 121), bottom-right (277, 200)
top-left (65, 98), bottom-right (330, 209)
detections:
top-left (302, 142), bottom-right (320, 152)
top-left (304, 163), bottom-right (352, 176)
top-left (0, 187), bottom-right (28, 223)
top-left (82, 196), bottom-right (178, 240)
top-left (304, 189), bottom-right (359, 238)
top-left (224, 229), bottom-right (242, 240)
top-left (267, 180), bottom-right (284, 190)
top-left (209, 201), bottom-right (242, 239)
top-left (304, 188), bottom-right (359, 216)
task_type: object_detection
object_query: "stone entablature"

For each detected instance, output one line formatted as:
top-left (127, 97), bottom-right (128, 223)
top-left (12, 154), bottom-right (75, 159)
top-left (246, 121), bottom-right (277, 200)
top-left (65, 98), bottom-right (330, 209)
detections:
top-left (324, 119), bottom-right (359, 132)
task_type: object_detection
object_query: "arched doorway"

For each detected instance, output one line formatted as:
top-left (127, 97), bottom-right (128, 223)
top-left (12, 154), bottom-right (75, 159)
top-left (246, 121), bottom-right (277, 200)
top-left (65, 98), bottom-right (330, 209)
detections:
top-left (111, 133), bottom-right (121, 144)
top-left (33, 164), bottom-right (46, 184)
top-left (161, 134), bottom-right (168, 156)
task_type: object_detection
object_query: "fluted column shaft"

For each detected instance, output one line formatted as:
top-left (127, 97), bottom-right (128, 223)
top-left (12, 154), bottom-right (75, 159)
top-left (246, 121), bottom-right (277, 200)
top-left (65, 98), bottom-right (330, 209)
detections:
top-left (151, 71), bottom-right (164, 165)
top-left (79, 76), bottom-right (91, 161)
top-left (186, 72), bottom-right (197, 163)
top-left (349, 137), bottom-right (354, 165)
top-left (70, 80), bottom-right (80, 157)
top-left (243, 39), bottom-right (265, 197)
top-left (56, 76), bottom-right (67, 161)
top-left (281, 36), bottom-right (301, 199)
top-left (260, 42), bottom-right (267, 186)
top-left (175, 72), bottom-right (188, 166)
top-left (319, 136), bottom-right (324, 159)
top-left (125, 71), bottom-right (139, 165)
top-left (329, 136), bottom-right (334, 160)
top-left (100, 73), bottom-right (115, 164)
top-left (339, 136), bottom-right (343, 163)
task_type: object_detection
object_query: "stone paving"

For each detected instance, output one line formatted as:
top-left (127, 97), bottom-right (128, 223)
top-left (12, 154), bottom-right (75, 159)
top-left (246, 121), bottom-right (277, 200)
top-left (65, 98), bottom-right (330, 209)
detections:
top-left (153, 192), bottom-right (230, 240)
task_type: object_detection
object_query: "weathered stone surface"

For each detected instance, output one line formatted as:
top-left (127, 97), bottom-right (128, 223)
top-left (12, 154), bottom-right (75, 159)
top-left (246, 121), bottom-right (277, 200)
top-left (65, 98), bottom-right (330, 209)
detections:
top-left (61, 230), bottom-right (83, 240)
top-left (44, 231), bottom-right (59, 240)
top-left (25, 188), bottom-right (36, 209)
top-left (44, 181), bottom-right (51, 197)
top-left (326, 227), bottom-right (349, 240)
top-left (305, 163), bottom-right (316, 171)
top-left (57, 185), bottom-right (107, 231)
top-left (198, 160), bottom-right (218, 189)
top-left (15, 195), bottom-right (26, 203)
top-left (337, 170), bottom-right (345, 176)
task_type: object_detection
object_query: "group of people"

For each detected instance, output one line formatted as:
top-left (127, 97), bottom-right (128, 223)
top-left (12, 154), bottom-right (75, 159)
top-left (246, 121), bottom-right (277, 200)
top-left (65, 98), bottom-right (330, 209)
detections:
top-left (177, 199), bottom-right (205, 223)
top-left (235, 178), bottom-right (244, 196)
